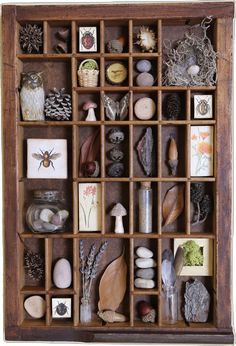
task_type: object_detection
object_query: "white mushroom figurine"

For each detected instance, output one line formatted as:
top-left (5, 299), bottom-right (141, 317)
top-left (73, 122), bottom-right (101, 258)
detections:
top-left (110, 203), bottom-right (127, 234)
top-left (83, 101), bottom-right (97, 121)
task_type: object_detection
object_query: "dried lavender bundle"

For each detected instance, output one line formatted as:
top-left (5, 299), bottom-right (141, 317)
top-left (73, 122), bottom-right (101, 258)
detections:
top-left (24, 250), bottom-right (44, 281)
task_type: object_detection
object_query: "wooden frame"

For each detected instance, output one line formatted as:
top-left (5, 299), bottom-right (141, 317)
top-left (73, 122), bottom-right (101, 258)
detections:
top-left (2, 3), bottom-right (234, 343)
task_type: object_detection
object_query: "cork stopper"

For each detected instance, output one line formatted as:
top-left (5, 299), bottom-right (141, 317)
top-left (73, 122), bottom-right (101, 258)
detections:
top-left (141, 181), bottom-right (151, 189)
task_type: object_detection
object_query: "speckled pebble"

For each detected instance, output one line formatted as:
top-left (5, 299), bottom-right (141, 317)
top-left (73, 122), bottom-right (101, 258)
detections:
top-left (136, 72), bottom-right (154, 87)
top-left (107, 163), bottom-right (124, 177)
top-left (135, 258), bottom-right (157, 268)
top-left (136, 59), bottom-right (152, 73)
top-left (136, 268), bottom-right (155, 280)
top-left (134, 278), bottom-right (155, 289)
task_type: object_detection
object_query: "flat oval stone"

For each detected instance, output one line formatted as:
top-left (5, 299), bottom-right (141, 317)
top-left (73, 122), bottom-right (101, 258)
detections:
top-left (134, 278), bottom-right (155, 289)
top-left (24, 295), bottom-right (46, 319)
top-left (136, 268), bottom-right (155, 280)
top-left (136, 59), bottom-right (152, 73)
top-left (39, 208), bottom-right (54, 223)
top-left (134, 97), bottom-right (156, 120)
top-left (53, 258), bottom-right (72, 289)
top-left (136, 246), bottom-right (153, 258)
top-left (136, 72), bottom-right (154, 87)
top-left (135, 258), bottom-right (156, 268)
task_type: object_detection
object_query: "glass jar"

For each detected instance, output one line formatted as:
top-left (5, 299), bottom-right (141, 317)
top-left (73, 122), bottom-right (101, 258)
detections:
top-left (138, 182), bottom-right (153, 233)
top-left (26, 190), bottom-right (69, 233)
top-left (80, 298), bottom-right (92, 323)
top-left (162, 285), bottom-right (178, 324)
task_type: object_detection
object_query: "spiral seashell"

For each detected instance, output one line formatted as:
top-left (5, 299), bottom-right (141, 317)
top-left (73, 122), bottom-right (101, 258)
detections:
top-left (97, 310), bottom-right (127, 323)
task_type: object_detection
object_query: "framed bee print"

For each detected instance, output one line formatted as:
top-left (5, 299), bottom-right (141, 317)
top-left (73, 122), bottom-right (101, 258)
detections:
top-left (79, 26), bottom-right (97, 52)
top-left (191, 126), bottom-right (214, 177)
top-left (194, 95), bottom-right (213, 119)
top-left (27, 138), bottom-right (68, 179)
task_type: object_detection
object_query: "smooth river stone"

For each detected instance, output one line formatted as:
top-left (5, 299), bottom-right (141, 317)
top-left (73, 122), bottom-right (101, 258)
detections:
top-left (136, 246), bottom-right (153, 258)
top-left (136, 72), bottom-right (154, 87)
top-left (136, 268), bottom-right (155, 280)
top-left (134, 278), bottom-right (155, 289)
top-left (53, 258), bottom-right (72, 289)
top-left (134, 97), bottom-right (156, 120)
top-left (24, 295), bottom-right (46, 319)
top-left (136, 59), bottom-right (152, 73)
top-left (39, 208), bottom-right (54, 223)
top-left (135, 258), bottom-right (156, 268)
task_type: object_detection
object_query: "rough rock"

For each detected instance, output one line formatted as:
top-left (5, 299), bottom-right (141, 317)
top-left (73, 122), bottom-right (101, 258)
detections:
top-left (184, 279), bottom-right (210, 323)
top-left (53, 258), bottom-right (72, 289)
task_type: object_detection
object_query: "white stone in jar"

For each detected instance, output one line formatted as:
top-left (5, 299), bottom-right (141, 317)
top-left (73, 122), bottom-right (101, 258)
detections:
top-left (134, 278), bottom-right (155, 289)
top-left (39, 208), bottom-right (54, 223)
top-left (136, 246), bottom-right (153, 258)
top-left (134, 97), bottom-right (156, 120)
top-left (135, 258), bottom-right (156, 268)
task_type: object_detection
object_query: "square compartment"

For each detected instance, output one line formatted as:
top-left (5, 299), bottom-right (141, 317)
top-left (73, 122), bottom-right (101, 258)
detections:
top-left (133, 20), bottom-right (158, 53)
top-left (162, 91), bottom-right (186, 120)
top-left (104, 20), bottom-right (129, 53)
top-left (133, 58), bottom-right (157, 87)
top-left (17, 21), bottom-right (44, 55)
top-left (47, 22), bottom-right (72, 54)
top-left (133, 295), bottom-right (158, 326)
top-left (76, 91), bottom-right (101, 121)
top-left (102, 91), bottom-right (130, 121)
top-left (104, 59), bottom-right (129, 87)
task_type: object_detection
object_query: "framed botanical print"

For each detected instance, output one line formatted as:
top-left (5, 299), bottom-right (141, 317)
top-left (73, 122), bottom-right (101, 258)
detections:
top-left (79, 183), bottom-right (101, 231)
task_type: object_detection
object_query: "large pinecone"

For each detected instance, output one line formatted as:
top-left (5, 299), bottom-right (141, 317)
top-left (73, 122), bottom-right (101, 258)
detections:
top-left (165, 93), bottom-right (181, 119)
top-left (20, 24), bottom-right (43, 54)
top-left (190, 183), bottom-right (205, 204)
top-left (44, 88), bottom-right (72, 120)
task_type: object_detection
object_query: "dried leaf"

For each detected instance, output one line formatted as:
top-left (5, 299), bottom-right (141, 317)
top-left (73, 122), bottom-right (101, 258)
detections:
top-left (174, 246), bottom-right (184, 276)
top-left (98, 251), bottom-right (127, 312)
top-left (79, 129), bottom-right (100, 176)
top-left (162, 184), bottom-right (185, 227)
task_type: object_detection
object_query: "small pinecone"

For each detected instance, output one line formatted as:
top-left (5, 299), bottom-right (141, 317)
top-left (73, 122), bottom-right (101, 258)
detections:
top-left (20, 24), bottom-right (43, 54)
top-left (142, 309), bottom-right (156, 323)
top-left (165, 93), bottom-right (181, 119)
top-left (24, 250), bottom-right (44, 281)
top-left (200, 194), bottom-right (213, 220)
top-left (190, 183), bottom-right (205, 204)
top-left (45, 88), bottom-right (72, 120)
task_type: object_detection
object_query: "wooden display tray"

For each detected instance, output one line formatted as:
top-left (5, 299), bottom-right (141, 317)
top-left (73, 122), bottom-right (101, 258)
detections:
top-left (2, 3), bottom-right (234, 343)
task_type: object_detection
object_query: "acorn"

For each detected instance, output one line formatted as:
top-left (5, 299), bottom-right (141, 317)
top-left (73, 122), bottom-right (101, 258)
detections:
top-left (167, 136), bottom-right (178, 176)
top-left (137, 301), bottom-right (156, 323)
top-left (84, 161), bottom-right (100, 177)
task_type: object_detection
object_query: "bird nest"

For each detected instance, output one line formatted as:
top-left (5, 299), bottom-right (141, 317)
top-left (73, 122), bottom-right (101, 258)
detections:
top-left (163, 17), bottom-right (217, 86)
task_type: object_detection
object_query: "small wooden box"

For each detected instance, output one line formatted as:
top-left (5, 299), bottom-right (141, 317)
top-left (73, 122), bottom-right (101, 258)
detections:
top-left (2, 2), bottom-right (234, 343)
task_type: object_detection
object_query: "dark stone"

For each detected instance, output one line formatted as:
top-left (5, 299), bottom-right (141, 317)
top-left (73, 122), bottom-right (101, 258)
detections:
top-left (109, 147), bottom-right (124, 162)
top-left (107, 128), bottom-right (125, 144)
top-left (184, 279), bottom-right (210, 323)
top-left (107, 163), bottom-right (124, 177)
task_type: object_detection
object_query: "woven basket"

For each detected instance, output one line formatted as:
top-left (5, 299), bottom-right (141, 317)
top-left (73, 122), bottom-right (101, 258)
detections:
top-left (77, 59), bottom-right (99, 87)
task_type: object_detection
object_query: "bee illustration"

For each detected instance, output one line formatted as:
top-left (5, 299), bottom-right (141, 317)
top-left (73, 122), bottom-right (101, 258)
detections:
top-left (32, 148), bottom-right (61, 170)
top-left (54, 301), bottom-right (70, 317)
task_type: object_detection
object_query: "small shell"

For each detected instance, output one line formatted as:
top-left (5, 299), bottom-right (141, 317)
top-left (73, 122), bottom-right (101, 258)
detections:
top-left (98, 310), bottom-right (127, 323)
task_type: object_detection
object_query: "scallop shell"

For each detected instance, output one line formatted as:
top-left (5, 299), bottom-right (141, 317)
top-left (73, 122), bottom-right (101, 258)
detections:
top-left (136, 26), bottom-right (157, 52)
top-left (97, 310), bottom-right (127, 323)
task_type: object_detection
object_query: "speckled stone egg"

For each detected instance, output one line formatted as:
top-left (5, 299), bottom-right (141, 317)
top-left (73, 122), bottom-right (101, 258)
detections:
top-left (107, 128), bottom-right (125, 144)
top-left (136, 60), bottom-right (152, 73)
top-left (107, 163), bottom-right (124, 177)
top-left (109, 147), bottom-right (124, 162)
top-left (136, 72), bottom-right (154, 87)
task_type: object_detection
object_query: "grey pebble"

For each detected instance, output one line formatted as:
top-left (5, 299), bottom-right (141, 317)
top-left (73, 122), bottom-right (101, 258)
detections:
top-left (42, 222), bottom-right (58, 232)
top-left (136, 268), bottom-right (155, 280)
top-left (136, 59), bottom-right (152, 73)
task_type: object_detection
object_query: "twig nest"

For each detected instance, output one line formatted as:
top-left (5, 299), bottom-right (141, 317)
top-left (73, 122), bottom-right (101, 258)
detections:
top-left (187, 64), bottom-right (200, 76)
top-left (24, 296), bottom-right (46, 319)
top-left (134, 97), bottom-right (156, 120)
top-left (107, 128), bottom-right (125, 144)
top-left (136, 59), bottom-right (152, 73)
top-left (136, 72), bottom-right (154, 87)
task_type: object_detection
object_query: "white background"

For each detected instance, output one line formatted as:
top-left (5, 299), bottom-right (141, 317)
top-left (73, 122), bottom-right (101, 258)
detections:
top-left (0, 0), bottom-right (235, 345)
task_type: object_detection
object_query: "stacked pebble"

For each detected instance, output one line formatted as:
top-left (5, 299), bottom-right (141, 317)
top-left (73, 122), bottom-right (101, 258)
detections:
top-left (135, 60), bottom-right (154, 87)
top-left (134, 246), bottom-right (156, 289)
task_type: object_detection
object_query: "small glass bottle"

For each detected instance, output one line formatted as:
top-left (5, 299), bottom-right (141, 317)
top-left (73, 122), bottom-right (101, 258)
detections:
top-left (80, 298), bottom-right (92, 323)
top-left (26, 190), bottom-right (69, 233)
top-left (138, 182), bottom-right (153, 233)
top-left (162, 285), bottom-right (178, 324)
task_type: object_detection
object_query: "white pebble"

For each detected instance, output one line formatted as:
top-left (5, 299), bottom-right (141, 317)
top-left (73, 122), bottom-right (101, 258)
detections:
top-left (24, 296), bottom-right (46, 319)
top-left (135, 258), bottom-right (156, 268)
top-left (53, 258), bottom-right (72, 289)
top-left (39, 208), bottom-right (54, 223)
top-left (57, 209), bottom-right (69, 223)
top-left (136, 246), bottom-right (153, 258)
top-left (134, 278), bottom-right (155, 289)
top-left (187, 64), bottom-right (200, 76)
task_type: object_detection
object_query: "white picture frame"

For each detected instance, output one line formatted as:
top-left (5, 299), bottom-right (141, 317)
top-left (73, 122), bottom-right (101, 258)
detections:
top-left (174, 238), bottom-right (213, 276)
top-left (79, 26), bottom-right (97, 52)
top-left (79, 183), bottom-right (101, 232)
top-left (194, 95), bottom-right (213, 119)
top-left (27, 138), bottom-right (68, 179)
top-left (191, 126), bottom-right (214, 177)
top-left (52, 298), bottom-right (71, 318)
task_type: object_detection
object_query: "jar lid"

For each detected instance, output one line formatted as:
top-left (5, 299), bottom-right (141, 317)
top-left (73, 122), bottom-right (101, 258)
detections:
top-left (141, 181), bottom-right (151, 189)
top-left (33, 190), bottom-right (64, 202)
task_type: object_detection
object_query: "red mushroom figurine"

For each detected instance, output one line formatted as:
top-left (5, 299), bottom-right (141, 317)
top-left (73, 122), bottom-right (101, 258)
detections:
top-left (83, 101), bottom-right (97, 121)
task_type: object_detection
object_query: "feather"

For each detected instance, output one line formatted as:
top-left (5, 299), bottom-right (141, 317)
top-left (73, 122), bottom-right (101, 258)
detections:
top-left (162, 249), bottom-right (174, 264)
top-left (161, 259), bottom-right (176, 287)
top-left (174, 246), bottom-right (184, 276)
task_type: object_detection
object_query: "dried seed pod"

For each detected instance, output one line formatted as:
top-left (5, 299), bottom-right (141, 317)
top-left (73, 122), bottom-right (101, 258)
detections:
top-left (168, 136), bottom-right (178, 175)
top-left (20, 24), bottom-right (43, 54)
top-left (165, 94), bottom-right (181, 119)
top-left (24, 250), bottom-right (44, 281)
